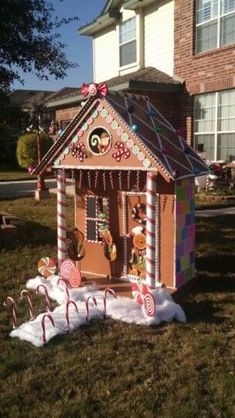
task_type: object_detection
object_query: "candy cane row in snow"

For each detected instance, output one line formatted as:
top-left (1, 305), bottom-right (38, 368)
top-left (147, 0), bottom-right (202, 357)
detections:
top-left (36, 284), bottom-right (52, 311)
top-left (57, 278), bottom-right (70, 300)
top-left (146, 172), bottom-right (157, 288)
top-left (3, 296), bottom-right (17, 329)
top-left (103, 288), bottom-right (117, 318)
top-left (86, 295), bottom-right (97, 322)
top-left (66, 300), bottom-right (78, 332)
top-left (57, 169), bottom-right (67, 269)
top-left (41, 314), bottom-right (55, 343)
top-left (20, 289), bottom-right (35, 320)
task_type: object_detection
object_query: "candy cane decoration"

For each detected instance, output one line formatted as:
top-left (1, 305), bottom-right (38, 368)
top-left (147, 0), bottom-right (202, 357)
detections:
top-left (102, 171), bottom-right (106, 192)
top-left (57, 169), bottom-right (67, 269)
top-left (4, 296), bottom-right (17, 329)
top-left (57, 278), bottom-right (70, 300)
top-left (86, 295), bottom-right (97, 322)
top-left (78, 170), bottom-right (83, 189)
top-left (95, 170), bottom-right (99, 188)
top-left (103, 288), bottom-right (117, 318)
top-left (20, 289), bottom-right (35, 320)
top-left (41, 314), bottom-right (55, 344)
top-left (66, 300), bottom-right (78, 331)
top-left (118, 170), bottom-right (122, 190)
top-left (36, 284), bottom-right (52, 311)
top-left (146, 173), bottom-right (157, 288)
top-left (109, 171), bottom-right (114, 189)
top-left (87, 171), bottom-right (92, 189)
top-left (127, 170), bottom-right (131, 190)
top-left (136, 170), bottom-right (140, 191)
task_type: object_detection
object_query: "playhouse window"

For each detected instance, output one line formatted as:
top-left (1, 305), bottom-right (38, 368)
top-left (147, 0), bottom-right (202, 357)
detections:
top-left (195, 0), bottom-right (235, 53)
top-left (85, 196), bottom-right (109, 243)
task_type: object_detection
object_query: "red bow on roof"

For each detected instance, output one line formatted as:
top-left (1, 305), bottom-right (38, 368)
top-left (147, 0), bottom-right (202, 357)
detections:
top-left (81, 82), bottom-right (108, 98)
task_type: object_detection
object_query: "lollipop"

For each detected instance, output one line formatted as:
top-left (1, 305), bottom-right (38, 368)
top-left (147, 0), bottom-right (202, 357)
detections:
top-left (68, 267), bottom-right (81, 288)
top-left (143, 293), bottom-right (156, 317)
top-left (37, 257), bottom-right (57, 278)
top-left (60, 259), bottom-right (75, 280)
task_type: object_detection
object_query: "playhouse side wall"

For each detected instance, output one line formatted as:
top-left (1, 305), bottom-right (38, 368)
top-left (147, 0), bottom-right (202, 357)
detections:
top-left (156, 177), bottom-right (175, 288)
top-left (175, 178), bottom-right (195, 288)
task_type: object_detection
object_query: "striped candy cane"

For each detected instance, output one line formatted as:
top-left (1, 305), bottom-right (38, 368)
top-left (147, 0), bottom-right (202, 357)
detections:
top-left (36, 284), bottom-right (52, 311)
top-left (41, 314), bottom-right (55, 343)
top-left (57, 278), bottom-right (70, 300)
top-left (86, 295), bottom-right (97, 322)
top-left (57, 169), bottom-right (67, 269)
top-left (20, 289), bottom-right (35, 320)
top-left (103, 288), bottom-right (117, 318)
top-left (146, 173), bottom-right (157, 288)
top-left (4, 296), bottom-right (17, 329)
top-left (66, 300), bottom-right (78, 331)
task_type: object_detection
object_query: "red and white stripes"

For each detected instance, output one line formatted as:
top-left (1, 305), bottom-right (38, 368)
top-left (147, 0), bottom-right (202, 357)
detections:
top-left (57, 170), bottom-right (67, 268)
top-left (146, 173), bottom-right (157, 288)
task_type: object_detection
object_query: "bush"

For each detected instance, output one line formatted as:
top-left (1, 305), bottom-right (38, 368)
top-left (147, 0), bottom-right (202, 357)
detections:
top-left (16, 132), bottom-right (53, 169)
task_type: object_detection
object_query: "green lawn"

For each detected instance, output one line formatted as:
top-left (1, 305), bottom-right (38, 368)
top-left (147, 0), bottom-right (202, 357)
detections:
top-left (0, 196), bottom-right (234, 418)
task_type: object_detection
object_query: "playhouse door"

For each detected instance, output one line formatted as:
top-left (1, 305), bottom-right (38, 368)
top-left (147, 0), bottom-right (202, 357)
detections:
top-left (122, 193), bottom-right (146, 282)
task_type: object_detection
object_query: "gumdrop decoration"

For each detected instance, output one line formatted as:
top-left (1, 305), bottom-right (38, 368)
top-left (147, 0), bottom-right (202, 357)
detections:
top-left (70, 143), bottom-right (87, 162)
top-left (131, 124), bottom-right (139, 133)
top-left (112, 141), bottom-right (130, 162)
top-left (156, 126), bottom-right (162, 133)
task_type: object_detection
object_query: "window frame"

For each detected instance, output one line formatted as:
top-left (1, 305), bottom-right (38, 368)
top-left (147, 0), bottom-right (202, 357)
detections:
top-left (195, 0), bottom-right (235, 54)
top-left (119, 16), bottom-right (137, 69)
top-left (194, 88), bottom-right (235, 161)
top-left (85, 195), bottom-right (110, 243)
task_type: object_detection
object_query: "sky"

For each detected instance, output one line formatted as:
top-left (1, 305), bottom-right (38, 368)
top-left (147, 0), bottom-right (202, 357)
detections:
top-left (12, 0), bottom-right (107, 92)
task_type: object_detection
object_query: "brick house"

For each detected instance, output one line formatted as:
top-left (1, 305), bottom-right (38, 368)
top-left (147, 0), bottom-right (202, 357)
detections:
top-left (47, 0), bottom-right (235, 162)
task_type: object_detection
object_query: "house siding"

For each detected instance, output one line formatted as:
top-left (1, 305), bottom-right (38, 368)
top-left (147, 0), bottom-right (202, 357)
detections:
top-left (144, 0), bottom-right (175, 76)
top-left (93, 26), bottom-right (119, 83)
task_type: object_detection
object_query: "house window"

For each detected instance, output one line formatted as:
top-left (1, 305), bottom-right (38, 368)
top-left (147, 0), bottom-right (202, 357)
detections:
top-left (119, 17), bottom-right (136, 67)
top-left (195, 0), bottom-right (235, 53)
top-left (194, 89), bottom-right (235, 161)
top-left (85, 196), bottom-right (109, 242)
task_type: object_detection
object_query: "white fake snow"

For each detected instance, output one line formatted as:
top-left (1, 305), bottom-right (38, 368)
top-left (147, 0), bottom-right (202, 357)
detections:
top-left (10, 275), bottom-right (186, 347)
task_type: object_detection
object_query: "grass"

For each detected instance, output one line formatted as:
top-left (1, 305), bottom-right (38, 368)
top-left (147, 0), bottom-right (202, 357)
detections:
top-left (0, 196), bottom-right (235, 418)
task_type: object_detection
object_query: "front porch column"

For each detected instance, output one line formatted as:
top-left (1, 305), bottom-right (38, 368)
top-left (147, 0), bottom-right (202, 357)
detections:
top-left (146, 172), bottom-right (157, 288)
top-left (57, 169), bottom-right (67, 269)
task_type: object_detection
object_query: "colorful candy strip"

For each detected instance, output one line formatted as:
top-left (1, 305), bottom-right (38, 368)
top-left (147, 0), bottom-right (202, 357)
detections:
top-left (36, 284), bottom-right (52, 311)
top-left (146, 173), bottom-right (156, 288)
top-left (57, 170), bottom-right (67, 268)
top-left (66, 300), bottom-right (78, 332)
top-left (20, 289), bottom-right (35, 320)
top-left (86, 295), bottom-right (97, 322)
top-left (41, 314), bottom-right (55, 344)
top-left (103, 288), bottom-right (117, 318)
top-left (4, 296), bottom-right (17, 329)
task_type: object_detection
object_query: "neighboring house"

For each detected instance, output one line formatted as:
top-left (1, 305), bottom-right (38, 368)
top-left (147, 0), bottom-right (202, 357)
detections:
top-left (10, 89), bottom-right (55, 134)
top-left (47, 0), bottom-right (235, 162)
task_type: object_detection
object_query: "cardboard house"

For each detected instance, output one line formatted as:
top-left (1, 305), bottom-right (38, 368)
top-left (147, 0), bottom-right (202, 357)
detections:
top-left (34, 85), bottom-right (209, 294)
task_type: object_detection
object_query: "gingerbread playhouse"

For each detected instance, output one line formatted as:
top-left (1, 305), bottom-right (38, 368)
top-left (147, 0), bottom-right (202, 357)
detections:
top-left (34, 83), bottom-right (209, 295)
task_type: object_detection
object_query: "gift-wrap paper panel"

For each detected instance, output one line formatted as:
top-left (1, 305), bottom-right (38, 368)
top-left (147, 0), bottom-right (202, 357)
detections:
top-left (175, 179), bottom-right (195, 287)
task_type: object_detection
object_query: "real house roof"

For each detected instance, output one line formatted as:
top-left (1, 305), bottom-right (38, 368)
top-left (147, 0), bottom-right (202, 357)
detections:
top-left (46, 67), bottom-right (182, 109)
top-left (35, 90), bottom-right (208, 180)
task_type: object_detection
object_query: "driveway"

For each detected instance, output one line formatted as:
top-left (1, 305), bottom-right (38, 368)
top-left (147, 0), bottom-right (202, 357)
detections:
top-left (0, 179), bottom-right (57, 199)
top-left (196, 206), bottom-right (235, 217)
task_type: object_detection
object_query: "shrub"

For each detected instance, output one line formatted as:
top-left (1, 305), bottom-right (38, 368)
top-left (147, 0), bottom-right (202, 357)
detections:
top-left (16, 132), bottom-right (52, 169)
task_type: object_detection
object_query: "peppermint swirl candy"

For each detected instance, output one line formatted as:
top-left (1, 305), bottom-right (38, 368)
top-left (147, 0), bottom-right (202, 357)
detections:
top-left (88, 83), bottom-right (98, 96)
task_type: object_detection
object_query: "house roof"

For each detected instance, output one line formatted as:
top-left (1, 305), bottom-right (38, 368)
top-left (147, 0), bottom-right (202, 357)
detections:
top-left (35, 90), bottom-right (208, 180)
top-left (10, 89), bottom-right (54, 111)
top-left (80, 0), bottom-right (156, 35)
top-left (46, 67), bottom-right (182, 109)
